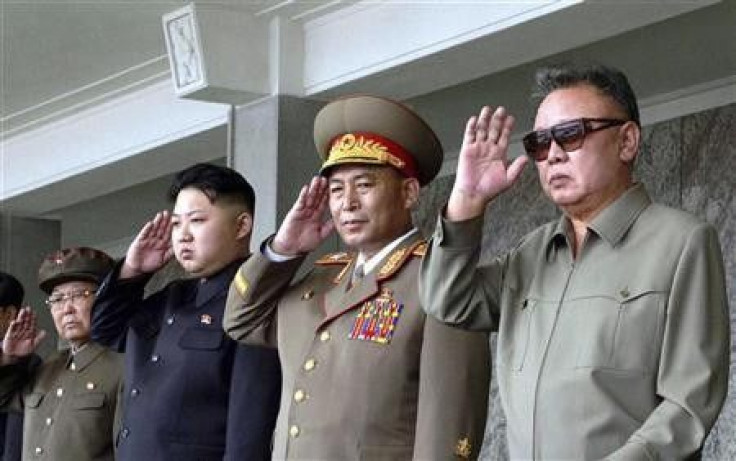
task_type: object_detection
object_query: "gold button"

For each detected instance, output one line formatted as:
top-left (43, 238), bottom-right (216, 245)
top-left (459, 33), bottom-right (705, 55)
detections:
top-left (35, 447), bottom-right (43, 455)
top-left (56, 388), bottom-right (63, 397)
top-left (319, 331), bottom-right (330, 342)
top-left (289, 425), bottom-right (300, 438)
top-left (620, 289), bottom-right (630, 298)
top-left (294, 389), bottom-right (306, 402)
top-left (45, 417), bottom-right (53, 426)
top-left (302, 290), bottom-right (314, 300)
top-left (86, 382), bottom-right (96, 390)
top-left (303, 359), bottom-right (316, 371)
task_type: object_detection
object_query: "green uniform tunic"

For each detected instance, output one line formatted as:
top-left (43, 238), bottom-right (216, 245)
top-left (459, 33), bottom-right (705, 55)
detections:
top-left (420, 184), bottom-right (730, 460)
top-left (0, 342), bottom-right (123, 461)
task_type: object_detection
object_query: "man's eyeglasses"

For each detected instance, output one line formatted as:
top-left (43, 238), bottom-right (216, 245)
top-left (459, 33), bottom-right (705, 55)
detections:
top-left (522, 118), bottom-right (628, 161)
top-left (45, 289), bottom-right (94, 310)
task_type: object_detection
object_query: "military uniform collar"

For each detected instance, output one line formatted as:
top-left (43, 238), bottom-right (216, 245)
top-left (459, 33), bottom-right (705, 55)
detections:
top-left (67, 341), bottom-right (106, 372)
top-left (195, 257), bottom-right (247, 307)
top-left (317, 231), bottom-right (426, 329)
top-left (546, 183), bottom-right (651, 256)
top-left (588, 183), bottom-right (651, 246)
top-left (357, 228), bottom-right (418, 276)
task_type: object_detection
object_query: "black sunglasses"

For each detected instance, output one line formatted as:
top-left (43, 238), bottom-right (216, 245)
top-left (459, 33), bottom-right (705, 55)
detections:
top-left (522, 118), bottom-right (628, 161)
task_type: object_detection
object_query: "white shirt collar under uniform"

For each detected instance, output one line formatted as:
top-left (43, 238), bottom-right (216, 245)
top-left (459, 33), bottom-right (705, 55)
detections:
top-left (355, 228), bottom-right (418, 276)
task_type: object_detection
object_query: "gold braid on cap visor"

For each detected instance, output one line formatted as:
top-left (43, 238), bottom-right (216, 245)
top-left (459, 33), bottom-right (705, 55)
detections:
top-left (322, 133), bottom-right (418, 179)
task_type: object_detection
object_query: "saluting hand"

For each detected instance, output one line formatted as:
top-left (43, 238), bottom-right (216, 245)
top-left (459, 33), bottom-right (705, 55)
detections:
top-left (120, 210), bottom-right (174, 279)
top-left (272, 176), bottom-right (335, 256)
top-left (2, 307), bottom-right (46, 363)
top-left (447, 106), bottom-right (528, 221)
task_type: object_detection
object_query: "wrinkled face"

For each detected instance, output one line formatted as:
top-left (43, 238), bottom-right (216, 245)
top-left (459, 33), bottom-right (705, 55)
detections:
top-left (534, 84), bottom-right (638, 218)
top-left (48, 280), bottom-right (97, 345)
top-left (328, 165), bottom-right (418, 257)
top-left (171, 188), bottom-right (251, 278)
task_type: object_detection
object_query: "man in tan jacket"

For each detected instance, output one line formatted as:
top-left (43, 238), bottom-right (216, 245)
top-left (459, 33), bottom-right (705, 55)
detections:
top-left (225, 95), bottom-right (491, 460)
top-left (0, 247), bottom-right (123, 461)
top-left (420, 63), bottom-right (730, 459)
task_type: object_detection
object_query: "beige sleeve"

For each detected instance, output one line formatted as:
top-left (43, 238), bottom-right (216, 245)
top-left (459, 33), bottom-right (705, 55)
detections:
top-left (224, 246), bottom-right (305, 348)
top-left (419, 213), bottom-right (505, 332)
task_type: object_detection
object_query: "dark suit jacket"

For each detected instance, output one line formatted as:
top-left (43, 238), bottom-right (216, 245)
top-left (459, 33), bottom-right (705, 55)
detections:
top-left (91, 259), bottom-right (281, 461)
top-left (1, 412), bottom-right (22, 461)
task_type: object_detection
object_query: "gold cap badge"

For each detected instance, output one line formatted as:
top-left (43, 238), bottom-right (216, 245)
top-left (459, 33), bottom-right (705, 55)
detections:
top-left (455, 437), bottom-right (472, 459)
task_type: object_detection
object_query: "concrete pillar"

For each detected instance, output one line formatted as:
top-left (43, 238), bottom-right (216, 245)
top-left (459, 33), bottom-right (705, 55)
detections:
top-left (232, 95), bottom-right (341, 259)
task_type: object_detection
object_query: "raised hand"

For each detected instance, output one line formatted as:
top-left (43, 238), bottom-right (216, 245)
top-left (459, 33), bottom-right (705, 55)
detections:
top-left (2, 307), bottom-right (46, 362)
top-left (120, 210), bottom-right (174, 279)
top-left (447, 106), bottom-right (528, 221)
top-left (272, 176), bottom-right (335, 256)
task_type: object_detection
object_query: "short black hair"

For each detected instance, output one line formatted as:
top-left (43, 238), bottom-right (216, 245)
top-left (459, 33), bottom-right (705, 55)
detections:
top-left (169, 163), bottom-right (256, 215)
top-left (533, 63), bottom-right (640, 126)
top-left (0, 271), bottom-right (24, 308)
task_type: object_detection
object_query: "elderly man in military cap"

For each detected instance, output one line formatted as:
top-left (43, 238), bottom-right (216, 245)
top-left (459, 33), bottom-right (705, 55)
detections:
top-left (224, 95), bottom-right (491, 460)
top-left (0, 247), bottom-right (123, 461)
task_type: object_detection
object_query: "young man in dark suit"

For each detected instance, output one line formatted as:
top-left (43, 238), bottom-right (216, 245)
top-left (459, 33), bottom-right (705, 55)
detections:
top-left (91, 163), bottom-right (281, 461)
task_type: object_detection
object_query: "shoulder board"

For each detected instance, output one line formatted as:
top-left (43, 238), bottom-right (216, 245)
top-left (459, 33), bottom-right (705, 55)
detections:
top-left (315, 252), bottom-right (353, 266)
top-left (377, 239), bottom-right (426, 281)
top-left (412, 241), bottom-right (428, 257)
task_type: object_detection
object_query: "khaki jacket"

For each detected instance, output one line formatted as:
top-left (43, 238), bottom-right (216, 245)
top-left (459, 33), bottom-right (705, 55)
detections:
top-left (420, 184), bottom-right (730, 460)
top-left (0, 342), bottom-right (123, 461)
top-left (225, 233), bottom-right (491, 460)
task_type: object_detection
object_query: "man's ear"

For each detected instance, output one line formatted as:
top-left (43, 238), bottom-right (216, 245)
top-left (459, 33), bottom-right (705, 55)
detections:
top-left (619, 121), bottom-right (641, 164)
top-left (236, 211), bottom-right (253, 240)
top-left (402, 178), bottom-right (421, 210)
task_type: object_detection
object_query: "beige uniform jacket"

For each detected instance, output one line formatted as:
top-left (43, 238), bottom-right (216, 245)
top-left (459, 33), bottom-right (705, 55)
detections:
top-left (0, 342), bottom-right (123, 461)
top-left (419, 184), bottom-right (730, 460)
top-left (225, 232), bottom-right (491, 460)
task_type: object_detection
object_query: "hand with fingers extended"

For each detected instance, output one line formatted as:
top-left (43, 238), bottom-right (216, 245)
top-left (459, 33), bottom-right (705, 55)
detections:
top-left (272, 176), bottom-right (335, 256)
top-left (447, 106), bottom-right (529, 221)
top-left (120, 210), bottom-right (175, 279)
top-left (2, 307), bottom-right (46, 364)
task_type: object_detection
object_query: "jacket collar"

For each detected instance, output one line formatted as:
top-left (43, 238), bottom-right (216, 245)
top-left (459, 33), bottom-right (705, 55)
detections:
top-left (318, 232), bottom-right (425, 329)
top-left (67, 341), bottom-right (107, 372)
top-left (195, 257), bottom-right (248, 308)
top-left (546, 183), bottom-right (651, 257)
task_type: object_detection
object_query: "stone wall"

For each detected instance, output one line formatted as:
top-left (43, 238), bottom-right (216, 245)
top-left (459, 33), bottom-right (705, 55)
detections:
top-left (413, 102), bottom-right (736, 460)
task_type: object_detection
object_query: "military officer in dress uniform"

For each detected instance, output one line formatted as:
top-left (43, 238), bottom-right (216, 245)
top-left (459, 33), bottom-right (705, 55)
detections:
top-left (91, 163), bottom-right (282, 461)
top-left (224, 95), bottom-right (491, 460)
top-left (0, 247), bottom-right (123, 461)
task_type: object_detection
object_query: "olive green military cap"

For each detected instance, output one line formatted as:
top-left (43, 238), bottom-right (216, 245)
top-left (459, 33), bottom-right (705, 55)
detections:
top-left (314, 95), bottom-right (443, 186)
top-left (38, 247), bottom-right (115, 294)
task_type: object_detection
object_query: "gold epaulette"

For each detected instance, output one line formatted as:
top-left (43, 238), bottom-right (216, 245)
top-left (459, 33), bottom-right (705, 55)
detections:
top-left (316, 252), bottom-right (355, 284)
top-left (377, 239), bottom-right (426, 281)
top-left (412, 241), bottom-right (428, 257)
top-left (315, 252), bottom-right (353, 266)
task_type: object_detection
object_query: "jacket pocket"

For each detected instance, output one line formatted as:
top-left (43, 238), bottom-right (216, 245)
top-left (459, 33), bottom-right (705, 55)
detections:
top-left (179, 327), bottom-right (224, 350)
top-left (72, 392), bottom-right (106, 410)
top-left (574, 288), bottom-right (664, 371)
top-left (498, 297), bottom-right (536, 371)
